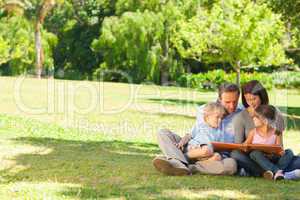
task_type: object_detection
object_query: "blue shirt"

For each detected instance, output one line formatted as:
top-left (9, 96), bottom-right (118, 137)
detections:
top-left (190, 104), bottom-right (243, 151)
top-left (188, 121), bottom-right (224, 151)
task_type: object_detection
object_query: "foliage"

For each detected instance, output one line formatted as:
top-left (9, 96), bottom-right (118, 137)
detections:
top-left (177, 70), bottom-right (274, 90)
top-left (272, 71), bottom-right (300, 89)
top-left (172, 0), bottom-right (289, 85)
top-left (0, 15), bottom-right (57, 75)
top-left (92, 1), bottom-right (189, 84)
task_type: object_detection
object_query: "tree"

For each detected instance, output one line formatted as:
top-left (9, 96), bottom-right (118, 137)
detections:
top-left (172, 0), bottom-right (288, 86)
top-left (35, 0), bottom-right (57, 78)
top-left (45, 0), bottom-right (117, 80)
top-left (92, 0), bottom-right (190, 85)
top-left (92, 11), bottom-right (165, 83)
top-left (1, 0), bottom-right (60, 78)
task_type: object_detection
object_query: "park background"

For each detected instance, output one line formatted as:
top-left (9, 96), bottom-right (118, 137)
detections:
top-left (0, 0), bottom-right (300, 199)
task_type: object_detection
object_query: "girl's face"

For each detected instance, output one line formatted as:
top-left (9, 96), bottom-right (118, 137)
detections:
top-left (253, 114), bottom-right (267, 127)
top-left (244, 93), bottom-right (262, 109)
top-left (205, 111), bottom-right (223, 128)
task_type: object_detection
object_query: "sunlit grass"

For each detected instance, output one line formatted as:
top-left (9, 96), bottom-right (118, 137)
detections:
top-left (0, 76), bottom-right (299, 199)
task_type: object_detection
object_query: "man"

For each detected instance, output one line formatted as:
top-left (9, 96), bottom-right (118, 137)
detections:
top-left (152, 83), bottom-right (242, 175)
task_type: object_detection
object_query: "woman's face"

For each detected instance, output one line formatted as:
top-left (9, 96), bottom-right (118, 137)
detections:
top-left (244, 93), bottom-right (261, 109)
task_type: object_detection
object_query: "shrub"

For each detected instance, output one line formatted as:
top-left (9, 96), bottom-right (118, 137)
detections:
top-left (177, 70), bottom-right (275, 90)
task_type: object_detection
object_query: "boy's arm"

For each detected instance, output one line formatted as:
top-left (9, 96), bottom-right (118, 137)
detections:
top-left (186, 129), bottom-right (214, 159)
top-left (186, 145), bottom-right (213, 159)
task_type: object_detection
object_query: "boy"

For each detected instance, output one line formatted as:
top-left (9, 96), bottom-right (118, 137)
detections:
top-left (177, 102), bottom-right (226, 162)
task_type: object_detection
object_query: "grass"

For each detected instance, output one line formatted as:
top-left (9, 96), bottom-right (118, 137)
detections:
top-left (0, 76), bottom-right (300, 199)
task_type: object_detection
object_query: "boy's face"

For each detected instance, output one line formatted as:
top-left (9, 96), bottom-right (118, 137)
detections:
top-left (205, 111), bottom-right (223, 128)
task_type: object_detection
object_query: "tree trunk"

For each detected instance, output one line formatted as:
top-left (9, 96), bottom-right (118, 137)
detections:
top-left (160, 25), bottom-right (169, 86)
top-left (35, 22), bottom-right (43, 79)
top-left (236, 61), bottom-right (241, 87)
top-left (34, 0), bottom-right (56, 78)
top-left (286, 20), bottom-right (292, 48)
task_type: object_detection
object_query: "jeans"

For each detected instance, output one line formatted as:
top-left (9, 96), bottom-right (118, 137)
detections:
top-left (249, 149), bottom-right (294, 173)
top-left (284, 155), bottom-right (300, 172)
top-left (230, 150), bottom-right (264, 177)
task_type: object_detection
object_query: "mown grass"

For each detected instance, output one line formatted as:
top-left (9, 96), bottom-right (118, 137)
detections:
top-left (0, 76), bottom-right (300, 200)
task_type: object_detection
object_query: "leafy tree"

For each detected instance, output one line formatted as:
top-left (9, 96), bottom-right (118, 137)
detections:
top-left (92, 1), bottom-right (191, 84)
top-left (0, 0), bottom-right (60, 77)
top-left (0, 2), bottom-right (57, 75)
top-left (172, 0), bottom-right (288, 85)
top-left (45, 0), bottom-right (117, 79)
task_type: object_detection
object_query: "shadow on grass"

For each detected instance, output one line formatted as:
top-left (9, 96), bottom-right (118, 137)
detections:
top-left (146, 98), bottom-right (207, 107)
top-left (1, 137), bottom-right (300, 199)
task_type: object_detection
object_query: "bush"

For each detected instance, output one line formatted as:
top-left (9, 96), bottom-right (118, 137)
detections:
top-left (272, 71), bottom-right (300, 89)
top-left (176, 70), bottom-right (275, 90)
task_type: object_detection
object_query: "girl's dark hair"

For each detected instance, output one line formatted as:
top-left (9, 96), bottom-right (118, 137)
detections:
top-left (255, 105), bottom-right (276, 121)
top-left (242, 80), bottom-right (269, 108)
top-left (255, 105), bottom-right (281, 135)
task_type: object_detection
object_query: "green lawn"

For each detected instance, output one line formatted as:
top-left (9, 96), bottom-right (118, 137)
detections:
top-left (0, 76), bottom-right (300, 200)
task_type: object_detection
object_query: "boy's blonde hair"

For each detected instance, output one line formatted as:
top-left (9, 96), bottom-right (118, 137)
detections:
top-left (203, 102), bottom-right (226, 118)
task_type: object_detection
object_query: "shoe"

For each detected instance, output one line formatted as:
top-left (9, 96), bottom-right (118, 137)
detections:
top-left (152, 156), bottom-right (191, 176)
top-left (274, 170), bottom-right (284, 180)
top-left (284, 169), bottom-right (300, 180)
top-left (263, 170), bottom-right (273, 180)
top-left (238, 168), bottom-right (249, 177)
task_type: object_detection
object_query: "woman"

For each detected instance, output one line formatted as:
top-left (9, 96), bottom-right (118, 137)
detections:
top-left (231, 80), bottom-right (300, 179)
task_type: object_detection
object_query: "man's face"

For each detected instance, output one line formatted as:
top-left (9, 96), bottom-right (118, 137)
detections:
top-left (219, 92), bottom-right (239, 114)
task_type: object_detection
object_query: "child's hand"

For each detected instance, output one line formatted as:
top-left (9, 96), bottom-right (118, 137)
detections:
top-left (211, 152), bottom-right (222, 161)
top-left (241, 143), bottom-right (249, 153)
top-left (174, 141), bottom-right (185, 150)
top-left (174, 133), bottom-right (191, 150)
top-left (279, 149), bottom-right (285, 156)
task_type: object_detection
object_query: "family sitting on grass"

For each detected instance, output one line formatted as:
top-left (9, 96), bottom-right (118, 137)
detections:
top-left (153, 80), bottom-right (300, 180)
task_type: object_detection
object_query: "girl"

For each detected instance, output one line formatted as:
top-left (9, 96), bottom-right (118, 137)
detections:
top-left (244, 105), bottom-right (294, 180)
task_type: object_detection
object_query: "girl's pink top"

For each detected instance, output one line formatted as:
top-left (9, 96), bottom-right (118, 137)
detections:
top-left (252, 128), bottom-right (276, 145)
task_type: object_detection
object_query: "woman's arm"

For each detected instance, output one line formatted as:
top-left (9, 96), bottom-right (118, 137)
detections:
top-left (233, 113), bottom-right (246, 143)
top-left (244, 129), bottom-right (255, 144)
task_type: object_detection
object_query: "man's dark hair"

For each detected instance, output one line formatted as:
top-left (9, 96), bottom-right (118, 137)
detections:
top-left (241, 80), bottom-right (269, 108)
top-left (218, 83), bottom-right (240, 99)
